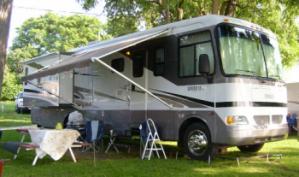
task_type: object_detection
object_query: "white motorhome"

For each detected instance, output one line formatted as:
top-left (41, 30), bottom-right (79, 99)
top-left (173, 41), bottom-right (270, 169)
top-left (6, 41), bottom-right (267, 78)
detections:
top-left (22, 15), bottom-right (288, 160)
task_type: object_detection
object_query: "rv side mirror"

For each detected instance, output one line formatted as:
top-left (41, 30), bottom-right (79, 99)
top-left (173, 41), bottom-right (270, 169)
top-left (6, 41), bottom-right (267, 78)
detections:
top-left (198, 54), bottom-right (210, 74)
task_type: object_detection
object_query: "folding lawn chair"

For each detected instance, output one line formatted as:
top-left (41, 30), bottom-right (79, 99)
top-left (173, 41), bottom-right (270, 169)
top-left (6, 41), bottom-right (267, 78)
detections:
top-left (84, 120), bottom-right (104, 152)
top-left (73, 120), bottom-right (104, 164)
top-left (105, 129), bottom-right (119, 154)
top-left (13, 129), bottom-right (30, 159)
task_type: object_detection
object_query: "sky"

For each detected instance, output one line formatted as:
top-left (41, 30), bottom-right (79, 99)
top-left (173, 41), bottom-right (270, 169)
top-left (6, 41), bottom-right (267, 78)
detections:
top-left (8, 0), bottom-right (106, 47)
top-left (8, 0), bottom-right (299, 83)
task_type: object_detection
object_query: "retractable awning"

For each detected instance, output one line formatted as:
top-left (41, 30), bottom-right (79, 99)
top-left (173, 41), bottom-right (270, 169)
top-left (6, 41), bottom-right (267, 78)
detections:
top-left (22, 28), bottom-right (170, 81)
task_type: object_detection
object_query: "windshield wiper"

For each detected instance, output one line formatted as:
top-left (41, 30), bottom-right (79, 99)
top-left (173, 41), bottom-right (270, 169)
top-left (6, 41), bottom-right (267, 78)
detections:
top-left (236, 69), bottom-right (258, 76)
top-left (269, 75), bottom-right (281, 79)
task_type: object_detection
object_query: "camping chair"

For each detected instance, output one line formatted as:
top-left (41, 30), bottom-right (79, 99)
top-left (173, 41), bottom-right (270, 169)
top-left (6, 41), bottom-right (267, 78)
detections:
top-left (13, 129), bottom-right (30, 159)
top-left (73, 120), bottom-right (104, 162)
top-left (0, 129), bottom-right (36, 160)
top-left (104, 129), bottom-right (119, 154)
top-left (139, 121), bottom-right (148, 157)
top-left (84, 120), bottom-right (104, 164)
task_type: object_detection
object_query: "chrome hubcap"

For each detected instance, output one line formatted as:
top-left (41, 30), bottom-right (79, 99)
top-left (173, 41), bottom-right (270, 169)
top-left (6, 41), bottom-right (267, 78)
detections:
top-left (187, 130), bottom-right (208, 156)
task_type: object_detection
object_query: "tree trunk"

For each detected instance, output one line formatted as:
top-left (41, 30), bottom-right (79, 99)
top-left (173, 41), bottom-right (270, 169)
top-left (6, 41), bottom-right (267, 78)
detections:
top-left (0, 0), bottom-right (13, 96)
top-left (176, 0), bottom-right (184, 20)
top-left (162, 0), bottom-right (170, 23)
top-left (224, 0), bottom-right (237, 16)
top-left (212, 0), bottom-right (221, 14)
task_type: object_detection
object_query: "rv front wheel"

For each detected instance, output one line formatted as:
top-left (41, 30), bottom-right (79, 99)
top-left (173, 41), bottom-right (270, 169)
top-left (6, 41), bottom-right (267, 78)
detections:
top-left (237, 143), bottom-right (264, 153)
top-left (183, 123), bottom-right (212, 160)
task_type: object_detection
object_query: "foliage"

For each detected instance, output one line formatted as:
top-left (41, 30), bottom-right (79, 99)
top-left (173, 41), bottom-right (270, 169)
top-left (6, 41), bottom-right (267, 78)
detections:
top-left (0, 67), bottom-right (22, 100)
top-left (7, 13), bottom-right (107, 73)
top-left (234, 0), bottom-right (299, 67)
top-left (7, 45), bottom-right (38, 74)
top-left (79, 0), bottom-right (299, 67)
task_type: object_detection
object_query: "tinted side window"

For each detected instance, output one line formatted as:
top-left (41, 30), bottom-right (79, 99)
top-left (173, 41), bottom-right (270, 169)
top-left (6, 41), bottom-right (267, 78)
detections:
top-left (179, 31), bottom-right (214, 77)
top-left (111, 58), bottom-right (124, 72)
top-left (132, 51), bottom-right (145, 77)
top-left (154, 48), bottom-right (165, 76)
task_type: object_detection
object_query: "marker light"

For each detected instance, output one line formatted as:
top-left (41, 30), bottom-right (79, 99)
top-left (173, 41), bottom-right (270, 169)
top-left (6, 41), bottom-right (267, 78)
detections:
top-left (223, 18), bottom-right (229, 22)
top-left (226, 115), bottom-right (248, 125)
top-left (226, 116), bottom-right (234, 125)
top-left (125, 51), bottom-right (131, 56)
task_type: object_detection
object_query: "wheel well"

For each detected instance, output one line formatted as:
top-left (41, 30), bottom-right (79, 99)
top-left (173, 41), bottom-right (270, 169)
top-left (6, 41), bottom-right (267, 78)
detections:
top-left (178, 117), bottom-right (209, 148)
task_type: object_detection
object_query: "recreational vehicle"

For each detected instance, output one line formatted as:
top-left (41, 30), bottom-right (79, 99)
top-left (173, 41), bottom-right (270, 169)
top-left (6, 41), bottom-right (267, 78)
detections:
top-left (22, 15), bottom-right (288, 160)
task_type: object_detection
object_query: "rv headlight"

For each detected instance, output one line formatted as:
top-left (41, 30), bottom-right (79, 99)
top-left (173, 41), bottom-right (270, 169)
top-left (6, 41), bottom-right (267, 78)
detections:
top-left (226, 115), bottom-right (248, 125)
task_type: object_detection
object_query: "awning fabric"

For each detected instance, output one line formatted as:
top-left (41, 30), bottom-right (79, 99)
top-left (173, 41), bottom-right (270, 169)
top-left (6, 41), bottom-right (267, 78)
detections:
top-left (22, 29), bottom-right (169, 81)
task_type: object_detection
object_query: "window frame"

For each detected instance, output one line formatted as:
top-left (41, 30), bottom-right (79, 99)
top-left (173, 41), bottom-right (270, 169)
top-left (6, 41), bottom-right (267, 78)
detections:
top-left (111, 58), bottom-right (125, 72)
top-left (153, 47), bottom-right (165, 76)
top-left (132, 50), bottom-right (145, 78)
top-left (178, 30), bottom-right (215, 78)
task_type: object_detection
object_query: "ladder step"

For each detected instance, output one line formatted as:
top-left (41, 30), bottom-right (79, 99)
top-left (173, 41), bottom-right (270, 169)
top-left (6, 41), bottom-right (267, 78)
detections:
top-left (144, 148), bottom-right (163, 151)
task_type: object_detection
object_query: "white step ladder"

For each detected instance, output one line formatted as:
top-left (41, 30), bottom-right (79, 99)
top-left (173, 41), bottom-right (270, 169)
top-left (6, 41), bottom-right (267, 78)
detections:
top-left (140, 118), bottom-right (167, 160)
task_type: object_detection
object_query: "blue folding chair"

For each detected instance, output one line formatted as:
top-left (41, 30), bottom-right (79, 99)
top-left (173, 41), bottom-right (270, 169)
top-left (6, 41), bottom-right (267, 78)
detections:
top-left (74, 120), bottom-right (104, 164)
top-left (139, 121), bottom-right (148, 144)
top-left (139, 121), bottom-right (149, 157)
top-left (83, 120), bottom-right (104, 152)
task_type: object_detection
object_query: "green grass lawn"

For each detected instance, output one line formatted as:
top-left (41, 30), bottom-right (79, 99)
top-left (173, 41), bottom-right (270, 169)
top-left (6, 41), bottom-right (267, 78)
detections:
top-left (1, 101), bottom-right (299, 177)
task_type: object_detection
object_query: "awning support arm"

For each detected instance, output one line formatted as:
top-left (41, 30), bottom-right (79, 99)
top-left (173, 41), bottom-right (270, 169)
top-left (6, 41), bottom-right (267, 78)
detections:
top-left (91, 57), bottom-right (173, 109)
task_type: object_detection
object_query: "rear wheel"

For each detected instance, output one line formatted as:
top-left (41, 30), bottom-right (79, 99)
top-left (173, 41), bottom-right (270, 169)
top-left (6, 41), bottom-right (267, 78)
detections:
top-left (182, 123), bottom-right (212, 160)
top-left (237, 143), bottom-right (264, 153)
top-left (16, 105), bottom-right (21, 113)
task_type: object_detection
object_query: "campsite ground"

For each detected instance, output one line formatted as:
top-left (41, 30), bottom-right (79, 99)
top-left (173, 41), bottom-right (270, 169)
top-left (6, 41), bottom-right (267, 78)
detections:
top-left (1, 101), bottom-right (299, 177)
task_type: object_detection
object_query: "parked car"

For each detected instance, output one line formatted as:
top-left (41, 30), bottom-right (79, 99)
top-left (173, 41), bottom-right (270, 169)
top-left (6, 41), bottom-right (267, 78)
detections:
top-left (15, 92), bottom-right (30, 113)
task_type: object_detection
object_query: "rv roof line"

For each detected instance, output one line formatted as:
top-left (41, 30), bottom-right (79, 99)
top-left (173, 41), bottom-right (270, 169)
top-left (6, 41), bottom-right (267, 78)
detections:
top-left (74, 28), bottom-right (172, 56)
top-left (22, 52), bottom-right (60, 64)
top-left (68, 15), bottom-right (274, 56)
top-left (60, 51), bottom-right (75, 55)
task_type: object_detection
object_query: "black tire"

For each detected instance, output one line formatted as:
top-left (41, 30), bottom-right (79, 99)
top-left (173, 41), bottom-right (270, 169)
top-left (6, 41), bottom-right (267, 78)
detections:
top-left (182, 123), bottom-right (212, 160)
top-left (237, 143), bottom-right (264, 153)
top-left (16, 106), bottom-right (21, 113)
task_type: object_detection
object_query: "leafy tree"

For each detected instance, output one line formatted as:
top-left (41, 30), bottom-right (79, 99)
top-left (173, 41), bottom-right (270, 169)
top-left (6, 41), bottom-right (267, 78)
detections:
top-left (79, 0), bottom-right (299, 67)
top-left (8, 13), bottom-right (108, 73)
top-left (0, 0), bottom-right (13, 97)
top-left (2, 13), bottom-right (108, 100)
top-left (0, 66), bottom-right (22, 100)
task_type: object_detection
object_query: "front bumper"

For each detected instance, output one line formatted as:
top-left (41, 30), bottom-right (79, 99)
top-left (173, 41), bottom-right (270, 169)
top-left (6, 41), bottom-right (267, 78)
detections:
top-left (216, 124), bottom-right (288, 146)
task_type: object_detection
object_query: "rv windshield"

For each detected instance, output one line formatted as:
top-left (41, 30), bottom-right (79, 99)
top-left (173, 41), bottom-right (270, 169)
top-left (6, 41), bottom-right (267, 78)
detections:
top-left (217, 24), bottom-right (282, 79)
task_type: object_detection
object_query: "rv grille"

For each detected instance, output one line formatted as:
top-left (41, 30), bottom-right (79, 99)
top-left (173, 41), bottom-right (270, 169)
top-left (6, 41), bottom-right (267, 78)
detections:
top-left (254, 115), bottom-right (270, 126)
top-left (272, 115), bottom-right (283, 124)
